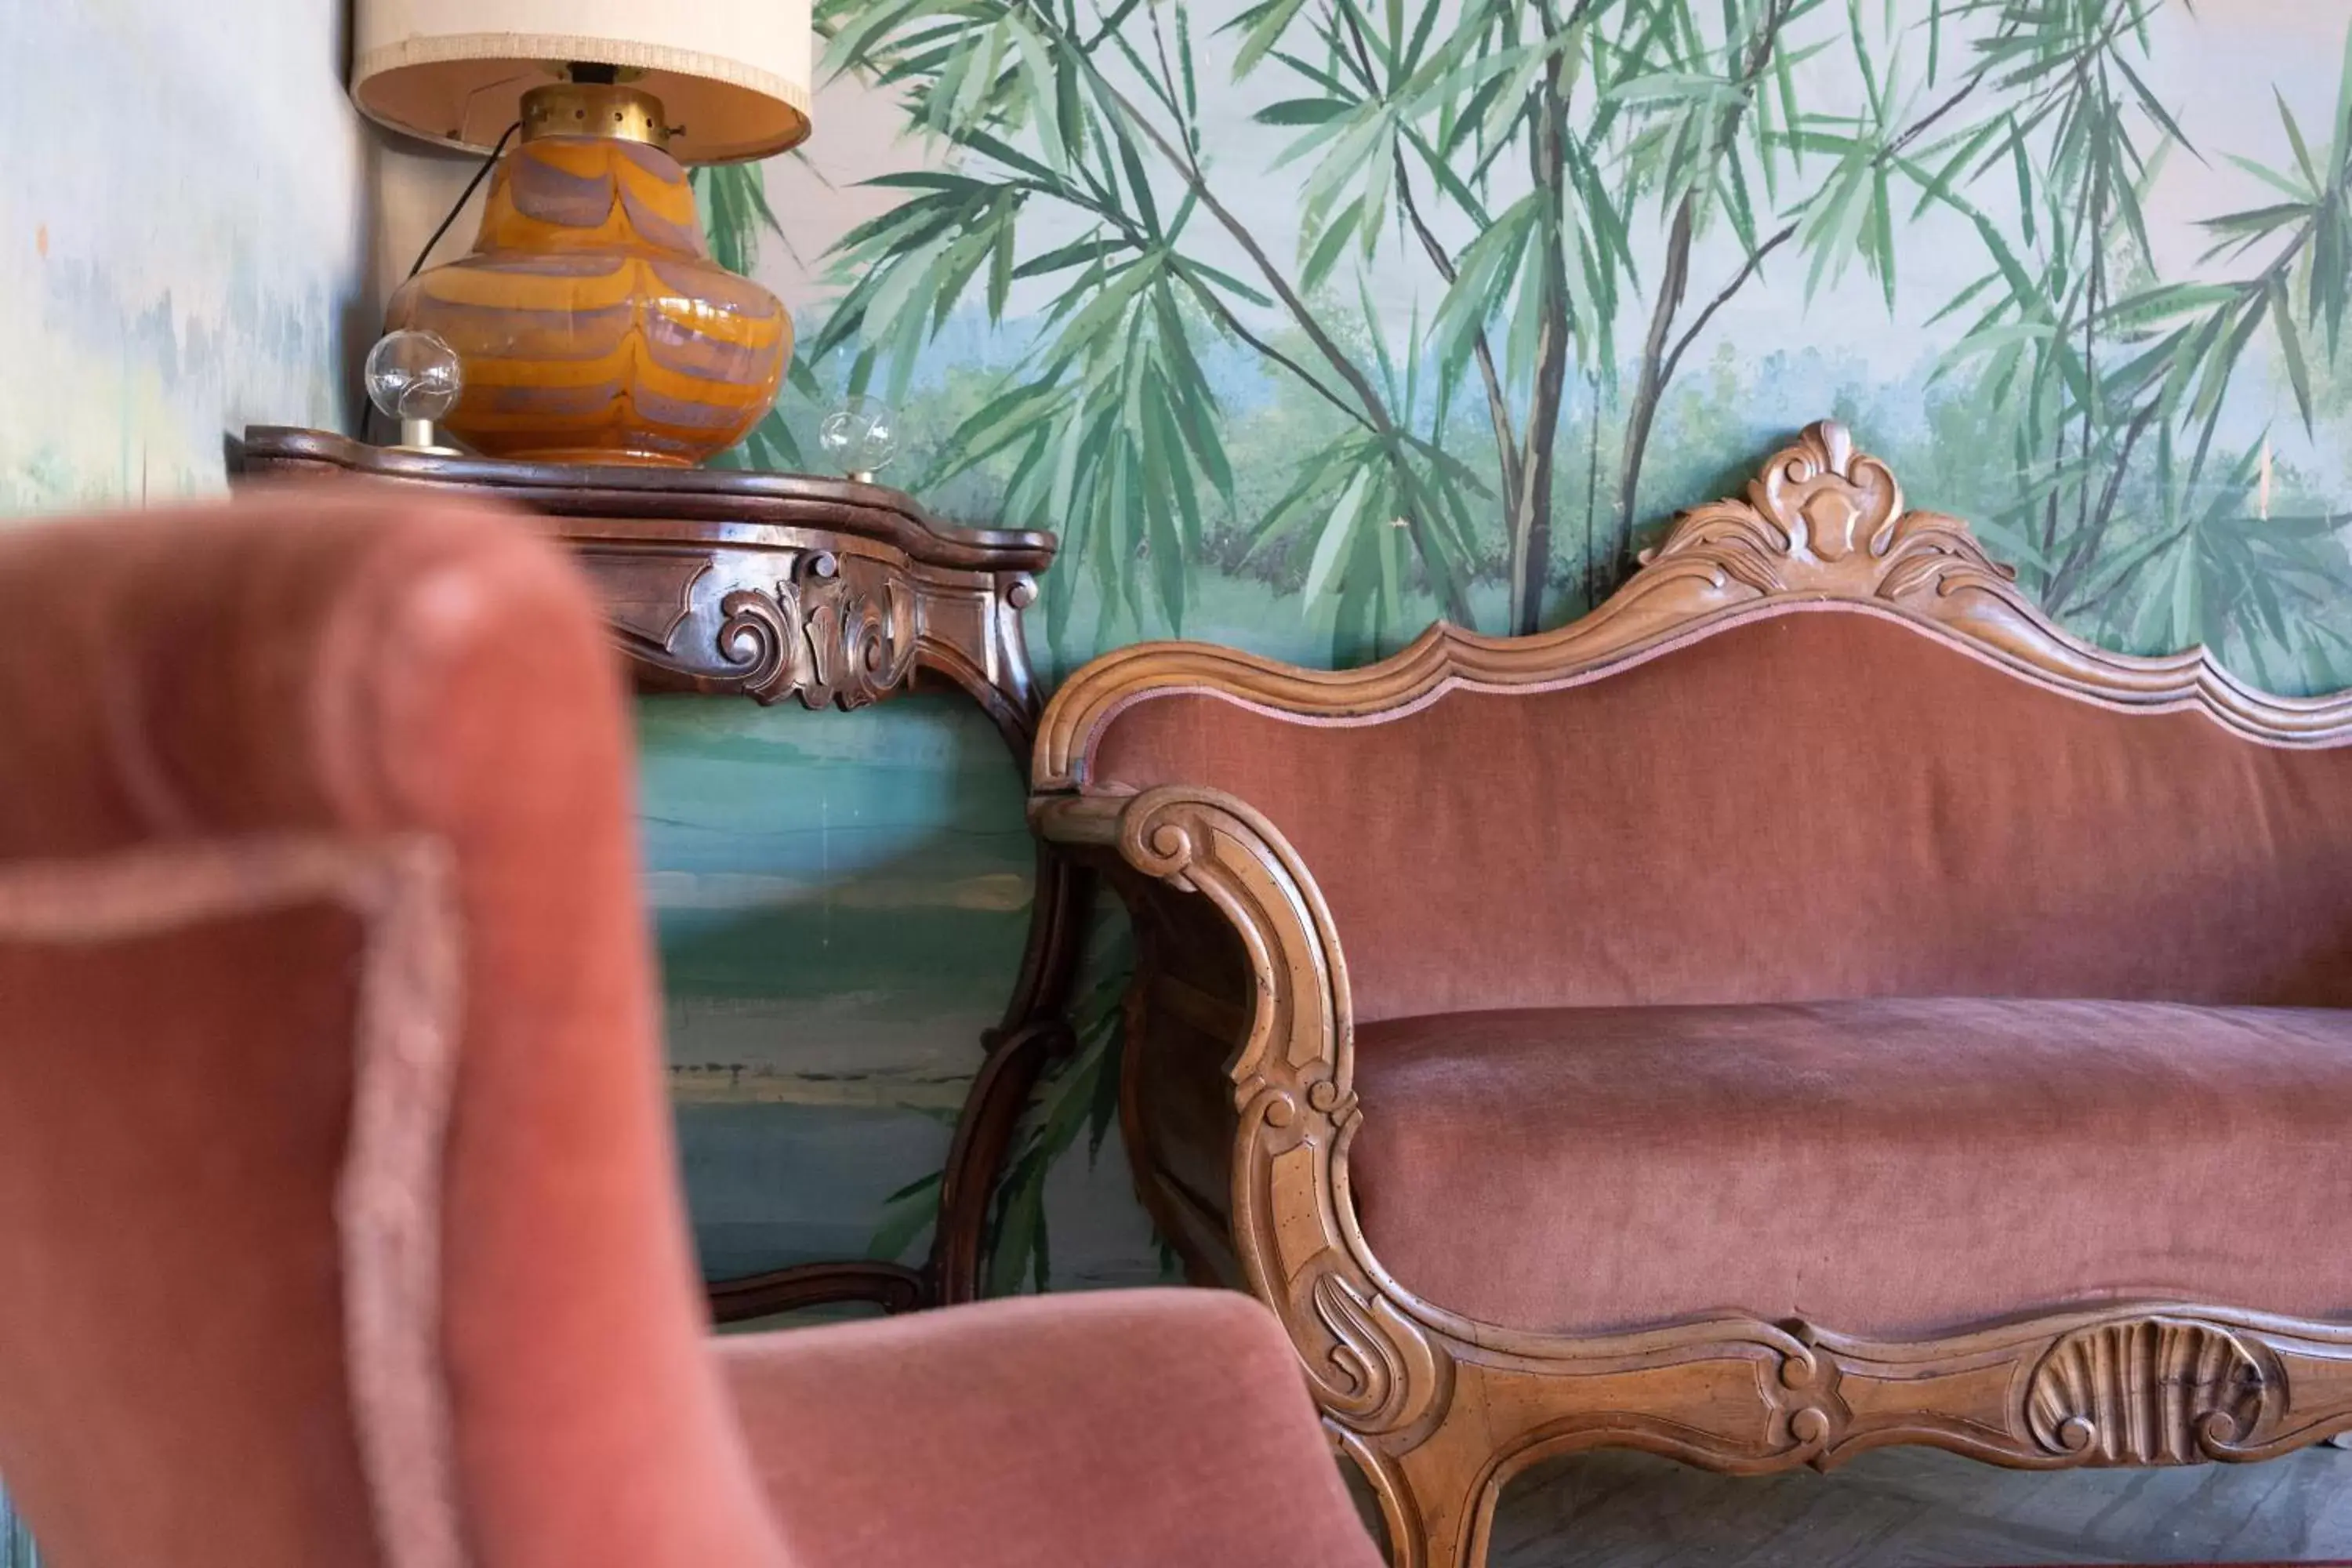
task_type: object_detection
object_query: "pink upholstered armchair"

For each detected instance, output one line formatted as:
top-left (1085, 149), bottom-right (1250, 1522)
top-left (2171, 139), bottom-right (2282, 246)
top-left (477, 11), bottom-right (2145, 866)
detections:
top-left (0, 491), bottom-right (1381, 1568)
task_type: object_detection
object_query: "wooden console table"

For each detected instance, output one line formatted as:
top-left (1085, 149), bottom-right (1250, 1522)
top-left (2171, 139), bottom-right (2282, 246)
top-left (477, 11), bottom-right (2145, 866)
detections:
top-left (230, 426), bottom-right (1084, 1317)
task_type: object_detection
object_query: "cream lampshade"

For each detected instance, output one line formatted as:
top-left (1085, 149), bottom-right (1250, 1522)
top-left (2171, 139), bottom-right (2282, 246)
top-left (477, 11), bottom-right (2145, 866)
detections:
top-left (352, 0), bottom-right (813, 163)
top-left (348, 1), bottom-right (812, 466)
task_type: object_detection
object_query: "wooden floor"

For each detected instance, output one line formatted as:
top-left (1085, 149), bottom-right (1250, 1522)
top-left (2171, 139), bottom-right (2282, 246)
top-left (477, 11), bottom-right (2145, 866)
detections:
top-left (1484, 1446), bottom-right (2352, 1567)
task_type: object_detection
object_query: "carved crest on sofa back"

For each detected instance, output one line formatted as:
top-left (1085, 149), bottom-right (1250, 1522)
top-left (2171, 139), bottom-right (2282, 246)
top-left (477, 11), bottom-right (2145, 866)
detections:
top-left (1635, 418), bottom-right (2013, 601)
top-left (1036, 419), bottom-right (2352, 791)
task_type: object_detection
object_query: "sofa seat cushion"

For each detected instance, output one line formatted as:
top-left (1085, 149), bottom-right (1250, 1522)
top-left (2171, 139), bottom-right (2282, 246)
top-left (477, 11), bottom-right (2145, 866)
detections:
top-left (1348, 998), bottom-right (2352, 1340)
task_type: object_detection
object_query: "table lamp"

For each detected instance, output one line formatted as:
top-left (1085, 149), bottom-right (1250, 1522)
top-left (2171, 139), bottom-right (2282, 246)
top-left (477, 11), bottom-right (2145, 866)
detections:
top-left (350, 1), bottom-right (811, 466)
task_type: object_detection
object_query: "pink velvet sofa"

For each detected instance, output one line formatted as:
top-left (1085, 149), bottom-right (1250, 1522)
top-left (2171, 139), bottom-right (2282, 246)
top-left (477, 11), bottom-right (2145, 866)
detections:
top-left (1029, 420), bottom-right (2352, 1568)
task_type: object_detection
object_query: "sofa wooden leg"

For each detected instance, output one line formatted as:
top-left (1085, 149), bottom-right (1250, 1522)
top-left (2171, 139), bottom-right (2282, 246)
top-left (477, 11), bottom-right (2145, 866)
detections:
top-left (1334, 1428), bottom-right (1496, 1568)
top-left (1403, 1444), bottom-right (1504, 1568)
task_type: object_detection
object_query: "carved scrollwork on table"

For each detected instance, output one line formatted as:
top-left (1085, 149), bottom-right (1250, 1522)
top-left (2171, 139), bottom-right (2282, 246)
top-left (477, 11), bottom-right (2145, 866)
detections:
top-left (717, 549), bottom-right (916, 709)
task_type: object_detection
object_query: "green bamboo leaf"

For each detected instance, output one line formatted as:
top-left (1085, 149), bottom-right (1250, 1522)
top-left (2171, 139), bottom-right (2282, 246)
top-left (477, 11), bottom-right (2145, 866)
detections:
top-left (862, 169), bottom-right (990, 193)
top-left (1722, 141), bottom-right (1759, 253)
top-left (1258, 96), bottom-right (1352, 125)
top-left (2333, 20), bottom-right (2352, 177)
top-left (1427, 196), bottom-right (1535, 378)
top-left (1401, 42), bottom-right (1540, 132)
top-left (2173, 526), bottom-right (2202, 646)
top-left (964, 18), bottom-right (1011, 127)
top-left (986, 212), bottom-right (1015, 321)
top-left (1357, 270), bottom-right (1400, 406)
top-left (1056, 49), bottom-right (1087, 165)
top-left (1285, 96), bottom-right (1384, 187)
top-left (1243, 448), bottom-right (1346, 552)
top-left (2314, 201), bottom-right (2347, 356)
top-left (1399, 0), bottom-right (1445, 79)
top-left (1396, 125), bottom-right (1490, 227)
top-left (2276, 88), bottom-right (2321, 191)
top-left (1151, 389), bottom-right (1209, 560)
top-left (1328, 548), bottom-right (1374, 666)
top-left (924, 31), bottom-right (977, 135)
top-left (1137, 398), bottom-right (1185, 630)
top-left (753, 408), bottom-right (804, 470)
top-left (1006, 16), bottom-right (1069, 170)
top-left (855, 232), bottom-right (953, 352)
top-left (1165, 254), bottom-right (1276, 310)
top-left (1109, 125), bottom-right (1160, 235)
top-left (957, 128), bottom-right (1062, 185)
top-left (1376, 499), bottom-right (1406, 649)
top-left (1356, 123), bottom-right (1398, 257)
top-left (2198, 200), bottom-right (2316, 242)
top-left (2011, 128), bottom-right (2035, 249)
top-left (2267, 272), bottom-right (2316, 434)
top-left (1013, 237), bottom-right (1124, 279)
top-left (1302, 467), bottom-right (1376, 604)
top-left (985, 1160), bottom-right (1046, 1297)
top-left (2185, 296), bottom-right (2270, 477)
top-left (1925, 270), bottom-right (2000, 329)
top-left (2113, 55), bottom-right (2194, 165)
top-left (1871, 162), bottom-right (1896, 312)
top-left (1606, 71), bottom-right (1749, 107)
top-left (2223, 154), bottom-right (2314, 203)
top-left (1266, 39), bottom-right (1356, 97)
top-left (2071, 513), bottom-right (2183, 608)
top-left (2155, 304), bottom-right (2229, 423)
top-left (867, 1170), bottom-right (941, 1263)
top-left (1301, 194), bottom-right (1366, 293)
top-left (1229, 0), bottom-right (1313, 78)
top-left (822, 0), bottom-right (928, 76)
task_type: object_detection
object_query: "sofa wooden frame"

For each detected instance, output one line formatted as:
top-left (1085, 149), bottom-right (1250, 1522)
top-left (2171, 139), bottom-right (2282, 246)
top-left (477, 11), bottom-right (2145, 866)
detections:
top-left (1027, 422), bottom-right (2352, 1568)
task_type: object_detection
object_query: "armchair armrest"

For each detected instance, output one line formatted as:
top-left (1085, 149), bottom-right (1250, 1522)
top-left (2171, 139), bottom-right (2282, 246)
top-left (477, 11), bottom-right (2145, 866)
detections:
top-left (714, 1288), bottom-right (1379, 1568)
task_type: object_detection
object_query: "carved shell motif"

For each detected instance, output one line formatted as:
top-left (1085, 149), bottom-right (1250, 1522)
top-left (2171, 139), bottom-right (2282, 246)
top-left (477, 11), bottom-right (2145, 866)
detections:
top-left (2026, 1319), bottom-right (2271, 1464)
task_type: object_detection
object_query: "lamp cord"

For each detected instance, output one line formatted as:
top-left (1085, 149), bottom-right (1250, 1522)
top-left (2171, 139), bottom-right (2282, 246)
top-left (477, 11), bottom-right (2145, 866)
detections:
top-left (403, 121), bottom-right (521, 282)
top-left (359, 121), bottom-right (521, 441)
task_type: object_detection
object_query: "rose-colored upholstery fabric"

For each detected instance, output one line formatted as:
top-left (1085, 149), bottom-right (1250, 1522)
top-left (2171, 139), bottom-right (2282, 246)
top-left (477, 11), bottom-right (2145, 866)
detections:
top-left (1351, 999), bottom-right (2352, 1338)
top-left (721, 1289), bottom-right (1377, 1568)
top-left (0, 492), bottom-right (1379, 1568)
top-left (0, 862), bottom-right (399, 1567)
top-left (1088, 608), bottom-right (2352, 1023)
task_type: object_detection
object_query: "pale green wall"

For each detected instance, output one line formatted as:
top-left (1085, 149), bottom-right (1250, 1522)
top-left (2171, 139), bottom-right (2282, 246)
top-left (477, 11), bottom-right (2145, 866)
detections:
top-left (0, 0), bottom-right (368, 509)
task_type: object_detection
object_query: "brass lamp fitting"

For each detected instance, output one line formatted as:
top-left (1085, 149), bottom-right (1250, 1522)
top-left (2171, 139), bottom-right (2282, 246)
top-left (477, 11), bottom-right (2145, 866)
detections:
top-left (520, 80), bottom-right (671, 148)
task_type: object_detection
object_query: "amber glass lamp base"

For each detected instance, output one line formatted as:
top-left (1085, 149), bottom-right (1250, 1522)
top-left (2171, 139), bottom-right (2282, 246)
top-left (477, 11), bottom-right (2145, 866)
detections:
top-left (386, 132), bottom-right (789, 467)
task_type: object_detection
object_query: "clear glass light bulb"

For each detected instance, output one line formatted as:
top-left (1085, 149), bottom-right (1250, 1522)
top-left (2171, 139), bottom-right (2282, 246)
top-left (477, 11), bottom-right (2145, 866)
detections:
top-left (365, 329), bottom-right (463, 427)
top-left (818, 395), bottom-right (901, 478)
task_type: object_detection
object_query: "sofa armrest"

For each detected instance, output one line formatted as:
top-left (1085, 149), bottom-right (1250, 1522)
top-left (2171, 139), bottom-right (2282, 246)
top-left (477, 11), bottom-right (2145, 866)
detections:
top-left (1029, 788), bottom-right (1354, 1109)
top-left (1029, 789), bottom-right (1454, 1499)
top-left (714, 1289), bottom-right (1380, 1568)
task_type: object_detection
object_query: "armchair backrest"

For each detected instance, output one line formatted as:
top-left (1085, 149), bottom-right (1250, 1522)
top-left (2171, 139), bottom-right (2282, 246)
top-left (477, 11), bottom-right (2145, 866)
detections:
top-left (1044, 423), bottom-right (2352, 1025)
top-left (0, 492), bottom-right (788, 1568)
